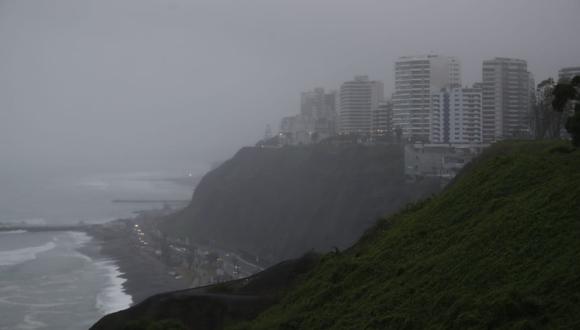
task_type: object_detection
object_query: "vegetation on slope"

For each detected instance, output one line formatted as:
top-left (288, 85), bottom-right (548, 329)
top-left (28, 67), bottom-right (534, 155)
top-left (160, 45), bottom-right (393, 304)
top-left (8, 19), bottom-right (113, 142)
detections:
top-left (235, 141), bottom-right (580, 329)
top-left (552, 75), bottom-right (580, 146)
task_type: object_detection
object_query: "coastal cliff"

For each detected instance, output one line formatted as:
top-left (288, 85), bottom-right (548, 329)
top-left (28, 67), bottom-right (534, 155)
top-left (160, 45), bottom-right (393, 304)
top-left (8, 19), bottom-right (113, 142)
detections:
top-left (161, 144), bottom-right (440, 262)
top-left (92, 140), bottom-right (580, 329)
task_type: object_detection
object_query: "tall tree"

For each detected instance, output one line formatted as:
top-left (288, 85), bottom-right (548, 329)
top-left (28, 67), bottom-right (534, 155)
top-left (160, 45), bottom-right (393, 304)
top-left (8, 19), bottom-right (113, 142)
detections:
top-left (533, 78), bottom-right (560, 139)
top-left (552, 76), bottom-right (580, 146)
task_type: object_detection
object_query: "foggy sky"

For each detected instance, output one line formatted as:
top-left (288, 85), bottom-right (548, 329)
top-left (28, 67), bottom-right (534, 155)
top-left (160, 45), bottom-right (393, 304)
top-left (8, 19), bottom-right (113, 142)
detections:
top-left (1, 0), bottom-right (579, 173)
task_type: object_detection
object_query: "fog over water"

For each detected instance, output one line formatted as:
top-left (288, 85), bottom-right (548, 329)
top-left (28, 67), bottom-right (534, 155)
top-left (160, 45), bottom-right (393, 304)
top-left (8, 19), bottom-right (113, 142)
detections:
top-left (1, 0), bottom-right (579, 176)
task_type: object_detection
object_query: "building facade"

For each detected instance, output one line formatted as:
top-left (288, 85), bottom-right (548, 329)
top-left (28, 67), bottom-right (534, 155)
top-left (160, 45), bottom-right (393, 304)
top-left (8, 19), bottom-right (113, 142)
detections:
top-left (338, 76), bottom-right (384, 135)
top-left (278, 88), bottom-right (338, 145)
top-left (393, 55), bottom-right (461, 142)
top-left (404, 144), bottom-right (485, 181)
top-left (481, 57), bottom-right (531, 143)
top-left (558, 66), bottom-right (580, 82)
top-left (430, 86), bottom-right (482, 144)
top-left (371, 100), bottom-right (393, 138)
top-left (279, 115), bottom-right (311, 144)
top-left (301, 87), bottom-right (337, 137)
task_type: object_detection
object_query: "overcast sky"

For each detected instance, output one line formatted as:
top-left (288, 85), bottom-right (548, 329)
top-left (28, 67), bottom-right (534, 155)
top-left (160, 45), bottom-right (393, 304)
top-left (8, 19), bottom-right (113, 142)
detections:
top-left (1, 0), bottom-right (579, 172)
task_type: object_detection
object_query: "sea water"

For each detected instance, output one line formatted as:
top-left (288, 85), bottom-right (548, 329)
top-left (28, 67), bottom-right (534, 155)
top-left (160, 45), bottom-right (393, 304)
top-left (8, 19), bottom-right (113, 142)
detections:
top-left (0, 169), bottom-right (197, 329)
top-left (0, 230), bottom-right (131, 329)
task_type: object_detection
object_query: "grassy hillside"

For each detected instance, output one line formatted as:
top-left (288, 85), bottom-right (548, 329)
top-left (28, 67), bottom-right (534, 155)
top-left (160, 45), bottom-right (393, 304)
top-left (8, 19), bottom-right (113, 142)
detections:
top-left (235, 141), bottom-right (580, 329)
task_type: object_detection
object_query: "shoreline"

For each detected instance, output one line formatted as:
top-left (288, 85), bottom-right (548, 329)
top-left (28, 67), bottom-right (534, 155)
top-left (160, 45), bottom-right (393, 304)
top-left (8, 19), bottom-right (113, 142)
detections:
top-left (84, 219), bottom-right (189, 306)
top-left (82, 207), bottom-right (266, 312)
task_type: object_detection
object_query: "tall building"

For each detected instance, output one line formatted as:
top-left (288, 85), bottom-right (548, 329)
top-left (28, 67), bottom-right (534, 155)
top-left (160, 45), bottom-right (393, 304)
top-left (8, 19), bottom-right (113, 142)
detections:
top-left (338, 75), bottom-right (384, 135)
top-left (482, 57), bottom-right (531, 142)
top-left (558, 66), bottom-right (580, 82)
top-left (393, 55), bottom-right (461, 142)
top-left (300, 87), bottom-right (337, 137)
top-left (279, 115), bottom-right (311, 145)
top-left (278, 88), bottom-right (337, 145)
top-left (301, 87), bottom-right (335, 118)
top-left (430, 86), bottom-right (482, 144)
top-left (371, 100), bottom-right (393, 138)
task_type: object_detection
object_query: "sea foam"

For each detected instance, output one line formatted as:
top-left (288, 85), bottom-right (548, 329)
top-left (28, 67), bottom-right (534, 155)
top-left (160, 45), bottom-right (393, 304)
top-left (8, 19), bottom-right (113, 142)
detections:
top-left (16, 313), bottom-right (47, 330)
top-left (95, 260), bottom-right (133, 315)
top-left (66, 231), bottom-right (92, 246)
top-left (0, 230), bottom-right (28, 235)
top-left (0, 241), bottom-right (57, 266)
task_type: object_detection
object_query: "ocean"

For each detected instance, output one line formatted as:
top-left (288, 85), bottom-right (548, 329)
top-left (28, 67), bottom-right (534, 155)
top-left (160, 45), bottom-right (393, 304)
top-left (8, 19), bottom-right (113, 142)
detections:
top-left (0, 169), bottom-right (197, 329)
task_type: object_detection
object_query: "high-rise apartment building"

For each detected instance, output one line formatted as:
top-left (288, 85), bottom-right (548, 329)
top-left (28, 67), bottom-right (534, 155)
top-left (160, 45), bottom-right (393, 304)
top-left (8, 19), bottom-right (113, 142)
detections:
top-left (301, 87), bottom-right (337, 136)
top-left (558, 66), bottom-right (580, 82)
top-left (481, 57), bottom-right (531, 142)
top-left (301, 88), bottom-right (335, 118)
top-left (393, 55), bottom-right (461, 142)
top-left (278, 88), bottom-right (337, 145)
top-left (371, 100), bottom-right (393, 138)
top-left (338, 76), bottom-right (384, 135)
top-left (430, 86), bottom-right (482, 144)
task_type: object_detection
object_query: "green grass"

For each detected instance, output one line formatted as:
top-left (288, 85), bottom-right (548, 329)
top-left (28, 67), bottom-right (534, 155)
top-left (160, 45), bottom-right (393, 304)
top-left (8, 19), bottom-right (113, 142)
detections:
top-left (232, 141), bottom-right (580, 329)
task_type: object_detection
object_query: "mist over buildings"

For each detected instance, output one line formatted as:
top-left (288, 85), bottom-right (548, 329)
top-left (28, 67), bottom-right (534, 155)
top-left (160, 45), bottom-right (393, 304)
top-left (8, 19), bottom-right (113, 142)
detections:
top-left (0, 0), bottom-right (579, 174)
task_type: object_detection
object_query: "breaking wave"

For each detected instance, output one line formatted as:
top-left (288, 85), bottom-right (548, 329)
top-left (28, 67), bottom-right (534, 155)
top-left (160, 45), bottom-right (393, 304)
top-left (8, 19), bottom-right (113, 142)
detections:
top-left (95, 260), bottom-right (133, 315)
top-left (0, 230), bottom-right (28, 235)
top-left (0, 241), bottom-right (56, 266)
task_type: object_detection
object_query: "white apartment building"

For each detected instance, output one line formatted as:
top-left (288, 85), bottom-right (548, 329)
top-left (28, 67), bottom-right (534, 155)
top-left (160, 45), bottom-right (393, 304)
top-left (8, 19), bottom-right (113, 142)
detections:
top-left (430, 86), bottom-right (482, 144)
top-left (482, 58), bottom-right (531, 142)
top-left (339, 75), bottom-right (384, 135)
top-left (393, 55), bottom-right (461, 142)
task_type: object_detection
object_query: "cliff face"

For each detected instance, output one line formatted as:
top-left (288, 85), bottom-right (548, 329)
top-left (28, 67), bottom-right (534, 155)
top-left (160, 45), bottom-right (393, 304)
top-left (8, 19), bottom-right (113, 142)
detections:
top-left (163, 144), bottom-right (440, 262)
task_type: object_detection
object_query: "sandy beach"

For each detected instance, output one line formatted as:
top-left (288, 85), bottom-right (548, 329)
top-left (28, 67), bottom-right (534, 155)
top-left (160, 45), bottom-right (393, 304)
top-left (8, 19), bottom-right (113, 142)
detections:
top-left (85, 219), bottom-right (189, 305)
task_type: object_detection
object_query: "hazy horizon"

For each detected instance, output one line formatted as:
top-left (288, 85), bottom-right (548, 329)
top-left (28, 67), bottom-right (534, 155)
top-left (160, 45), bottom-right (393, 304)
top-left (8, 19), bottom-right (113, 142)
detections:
top-left (1, 0), bottom-right (579, 173)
